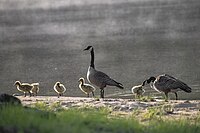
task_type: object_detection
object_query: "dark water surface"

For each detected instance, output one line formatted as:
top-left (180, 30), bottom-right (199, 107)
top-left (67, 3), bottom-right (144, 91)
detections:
top-left (0, 0), bottom-right (199, 99)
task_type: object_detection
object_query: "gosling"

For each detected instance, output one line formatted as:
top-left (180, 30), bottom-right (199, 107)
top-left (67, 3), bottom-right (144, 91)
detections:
top-left (54, 82), bottom-right (66, 98)
top-left (131, 80), bottom-right (146, 99)
top-left (14, 81), bottom-right (33, 97)
top-left (30, 83), bottom-right (39, 96)
top-left (78, 77), bottom-right (95, 97)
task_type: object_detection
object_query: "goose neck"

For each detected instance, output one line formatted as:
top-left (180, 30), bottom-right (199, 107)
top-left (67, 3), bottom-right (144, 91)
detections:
top-left (90, 48), bottom-right (95, 69)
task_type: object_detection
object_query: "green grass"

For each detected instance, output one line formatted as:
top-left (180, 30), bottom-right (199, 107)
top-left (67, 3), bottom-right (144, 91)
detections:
top-left (0, 103), bottom-right (199, 133)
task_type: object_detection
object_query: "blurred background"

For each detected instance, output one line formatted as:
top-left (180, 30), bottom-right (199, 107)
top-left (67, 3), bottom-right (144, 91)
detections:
top-left (0, 0), bottom-right (199, 99)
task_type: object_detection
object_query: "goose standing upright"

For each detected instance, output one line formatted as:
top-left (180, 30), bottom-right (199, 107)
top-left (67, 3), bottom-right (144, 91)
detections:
top-left (84, 46), bottom-right (124, 98)
top-left (146, 74), bottom-right (192, 100)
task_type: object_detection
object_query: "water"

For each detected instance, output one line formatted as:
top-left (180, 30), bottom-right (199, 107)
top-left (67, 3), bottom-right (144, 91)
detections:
top-left (0, 0), bottom-right (200, 99)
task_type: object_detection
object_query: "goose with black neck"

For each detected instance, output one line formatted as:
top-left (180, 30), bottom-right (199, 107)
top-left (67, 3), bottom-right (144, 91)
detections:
top-left (145, 74), bottom-right (192, 100)
top-left (84, 46), bottom-right (124, 98)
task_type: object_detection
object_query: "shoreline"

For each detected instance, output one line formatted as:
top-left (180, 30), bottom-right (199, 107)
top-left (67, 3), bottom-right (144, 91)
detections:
top-left (16, 96), bottom-right (200, 118)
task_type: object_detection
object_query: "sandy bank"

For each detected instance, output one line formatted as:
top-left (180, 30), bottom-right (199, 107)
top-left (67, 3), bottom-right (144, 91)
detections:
top-left (16, 96), bottom-right (200, 119)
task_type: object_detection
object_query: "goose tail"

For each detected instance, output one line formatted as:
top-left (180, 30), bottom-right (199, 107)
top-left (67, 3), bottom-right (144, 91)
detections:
top-left (180, 85), bottom-right (192, 93)
top-left (114, 81), bottom-right (124, 89)
top-left (177, 79), bottom-right (192, 93)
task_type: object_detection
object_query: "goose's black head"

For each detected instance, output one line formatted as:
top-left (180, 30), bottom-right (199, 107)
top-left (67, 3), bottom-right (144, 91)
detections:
top-left (84, 45), bottom-right (95, 68)
top-left (84, 46), bottom-right (93, 51)
top-left (146, 77), bottom-right (156, 84)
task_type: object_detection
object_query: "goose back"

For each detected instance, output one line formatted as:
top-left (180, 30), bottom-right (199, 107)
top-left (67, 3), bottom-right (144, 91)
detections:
top-left (87, 66), bottom-right (123, 89)
top-left (154, 74), bottom-right (192, 93)
top-left (15, 82), bottom-right (33, 92)
top-left (79, 83), bottom-right (95, 93)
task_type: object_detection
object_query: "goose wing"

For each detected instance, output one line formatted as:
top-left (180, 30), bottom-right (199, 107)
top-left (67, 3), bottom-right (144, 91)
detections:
top-left (84, 83), bottom-right (96, 91)
top-left (156, 74), bottom-right (191, 92)
top-left (60, 84), bottom-right (66, 93)
top-left (93, 70), bottom-right (123, 89)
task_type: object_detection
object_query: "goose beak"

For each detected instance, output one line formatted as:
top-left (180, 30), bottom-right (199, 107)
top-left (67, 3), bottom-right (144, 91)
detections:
top-left (83, 46), bottom-right (92, 51)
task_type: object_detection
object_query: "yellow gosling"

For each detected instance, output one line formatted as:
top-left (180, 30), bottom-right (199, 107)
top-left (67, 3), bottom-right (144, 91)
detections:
top-left (78, 77), bottom-right (95, 97)
top-left (54, 82), bottom-right (66, 98)
top-left (14, 81), bottom-right (33, 97)
top-left (30, 83), bottom-right (39, 96)
top-left (131, 80), bottom-right (146, 99)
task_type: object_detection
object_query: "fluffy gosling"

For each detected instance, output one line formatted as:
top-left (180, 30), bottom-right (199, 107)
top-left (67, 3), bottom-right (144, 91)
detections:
top-left (131, 80), bottom-right (146, 99)
top-left (54, 82), bottom-right (66, 98)
top-left (78, 77), bottom-right (95, 97)
top-left (14, 81), bottom-right (33, 97)
top-left (30, 83), bottom-right (39, 96)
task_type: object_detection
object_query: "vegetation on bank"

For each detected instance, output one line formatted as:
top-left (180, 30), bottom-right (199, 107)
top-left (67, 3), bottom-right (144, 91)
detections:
top-left (0, 102), bottom-right (199, 133)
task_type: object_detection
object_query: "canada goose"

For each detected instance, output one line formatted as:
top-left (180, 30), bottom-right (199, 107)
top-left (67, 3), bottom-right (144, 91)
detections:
top-left (30, 83), bottom-right (39, 96)
top-left (84, 46), bottom-right (124, 98)
top-left (54, 82), bottom-right (66, 98)
top-left (131, 80), bottom-right (146, 98)
top-left (78, 77), bottom-right (95, 97)
top-left (14, 81), bottom-right (33, 97)
top-left (146, 74), bottom-right (192, 100)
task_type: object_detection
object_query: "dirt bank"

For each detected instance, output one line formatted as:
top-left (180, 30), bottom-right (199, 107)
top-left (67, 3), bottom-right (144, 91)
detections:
top-left (16, 96), bottom-right (200, 119)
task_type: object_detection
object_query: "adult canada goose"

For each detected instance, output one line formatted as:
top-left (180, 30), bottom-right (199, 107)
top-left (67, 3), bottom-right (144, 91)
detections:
top-left (84, 46), bottom-right (124, 98)
top-left (14, 81), bottom-right (33, 97)
top-left (131, 80), bottom-right (146, 98)
top-left (146, 74), bottom-right (192, 100)
top-left (54, 82), bottom-right (66, 98)
top-left (30, 83), bottom-right (39, 96)
top-left (78, 77), bottom-right (95, 97)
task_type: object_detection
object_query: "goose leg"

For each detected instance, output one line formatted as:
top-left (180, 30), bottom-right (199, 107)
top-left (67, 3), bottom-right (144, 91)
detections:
top-left (87, 93), bottom-right (89, 97)
top-left (164, 92), bottom-right (168, 101)
top-left (100, 88), bottom-right (104, 98)
top-left (29, 91), bottom-right (32, 97)
top-left (135, 94), bottom-right (138, 99)
top-left (100, 89), bottom-right (103, 98)
top-left (24, 92), bottom-right (26, 97)
top-left (174, 92), bottom-right (178, 100)
top-left (92, 91), bottom-right (95, 97)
